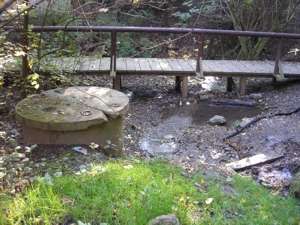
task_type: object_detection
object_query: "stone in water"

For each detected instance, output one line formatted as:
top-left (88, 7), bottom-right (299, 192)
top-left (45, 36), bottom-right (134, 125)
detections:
top-left (208, 115), bottom-right (226, 126)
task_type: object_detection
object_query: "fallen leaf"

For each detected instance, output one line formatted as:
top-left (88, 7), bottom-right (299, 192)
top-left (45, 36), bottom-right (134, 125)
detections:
top-left (205, 197), bottom-right (214, 205)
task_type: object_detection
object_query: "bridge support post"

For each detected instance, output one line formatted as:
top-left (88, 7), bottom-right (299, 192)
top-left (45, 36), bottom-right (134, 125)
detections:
top-left (273, 38), bottom-right (284, 82)
top-left (239, 77), bottom-right (247, 96)
top-left (175, 76), bottom-right (188, 98)
top-left (226, 77), bottom-right (234, 92)
top-left (111, 31), bottom-right (122, 90)
top-left (113, 75), bottom-right (122, 90)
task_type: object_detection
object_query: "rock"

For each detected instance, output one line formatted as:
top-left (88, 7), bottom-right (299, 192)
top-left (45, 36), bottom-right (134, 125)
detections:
top-left (53, 171), bottom-right (63, 177)
top-left (290, 172), bottom-right (300, 199)
top-left (124, 90), bottom-right (134, 100)
top-left (258, 168), bottom-right (292, 189)
top-left (79, 165), bottom-right (87, 171)
top-left (16, 87), bottom-right (129, 130)
top-left (0, 171), bottom-right (6, 179)
top-left (0, 131), bottom-right (7, 140)
top-left (249, 93), bottom-right (263, 100)
top-left (24, 146), bottom-right (32, 154)
top-left (208, 115), bottom-right (226, 126)
top-left (10, 129), bottom-right (20, 137)
top-left (14, 146), bottom-right (22, 151)
top-left (89, 142), bottom-right (99, 150)
top-left (21, 157), bottom-right (30, 163)
top-left (199, 95), bottom-right (209, 101)
top-left (16, 87), bottom-right (128, 156)
top-left (25, 144), bottom-right (38, 153)
top-left (72, 146), bottom-right (88, 155)
top-left (7, 137), bottom-right (17, 147)
top-left (148, 214), bottom-right (180, 225)
top-left (239, 117), bottom-right (254, 128)
top-left (164, 134), bottom-right (175, 140)
top-left (43, 173), bottom-right (53, 185)
top-left (24, 167), bottom-right (33, 173)
top-left (0, 101), bottom-right (8, 114)
top-left (10, 152), bottom-right (26, 161)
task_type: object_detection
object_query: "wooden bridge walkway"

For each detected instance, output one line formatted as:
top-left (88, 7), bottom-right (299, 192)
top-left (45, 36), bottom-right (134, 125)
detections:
top-left (42, 57), bottom-right (300, 96)
top-left (12, 25), bottom-right (300, 97)
top-left (46, 57), bottom-right (300, 77)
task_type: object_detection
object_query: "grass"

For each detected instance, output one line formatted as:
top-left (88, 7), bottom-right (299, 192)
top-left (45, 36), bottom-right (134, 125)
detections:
top-left (1, 160), bottom-right (300, 225)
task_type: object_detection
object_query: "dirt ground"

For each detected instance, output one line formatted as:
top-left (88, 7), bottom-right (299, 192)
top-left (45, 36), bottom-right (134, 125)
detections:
top-left (0, 74), bottom-right (300, 195)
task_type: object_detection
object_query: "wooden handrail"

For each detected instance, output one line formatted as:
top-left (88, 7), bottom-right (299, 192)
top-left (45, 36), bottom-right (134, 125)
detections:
top-left (8, 25), bottom-right (299, 88)
top-left (6, 25), bottom-right (300, 39)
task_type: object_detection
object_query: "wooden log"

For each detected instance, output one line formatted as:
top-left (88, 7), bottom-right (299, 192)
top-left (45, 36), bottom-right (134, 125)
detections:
top-left (226, 153), bottom-right (284, 171)
top-left (211, 99), bottom-right (257, 107)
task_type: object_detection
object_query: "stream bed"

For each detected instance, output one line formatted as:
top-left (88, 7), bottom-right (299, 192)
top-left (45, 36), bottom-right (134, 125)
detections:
top-left (139, 100), bottom-right (262, 155)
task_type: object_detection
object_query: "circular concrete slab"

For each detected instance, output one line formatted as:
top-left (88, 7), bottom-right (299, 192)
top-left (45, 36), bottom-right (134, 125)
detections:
top-left (16, 87), bottom-right (129, 131)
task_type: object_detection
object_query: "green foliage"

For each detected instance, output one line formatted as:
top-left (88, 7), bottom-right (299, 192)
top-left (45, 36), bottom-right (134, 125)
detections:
top-left (117, 34), bottom-right (138, 57)
top-left (117, 34), bottom-right (158, 57)
top-left (3, 160), bottom-right (300, 225)
top-left (27, 73), bottom-right (40, 90)
top-left (0, 194), bottom-right (12, 225)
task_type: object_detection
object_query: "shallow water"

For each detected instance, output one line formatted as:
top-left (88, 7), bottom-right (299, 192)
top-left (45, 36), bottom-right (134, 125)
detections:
top-left (139, 100), bottom-right (262, 155)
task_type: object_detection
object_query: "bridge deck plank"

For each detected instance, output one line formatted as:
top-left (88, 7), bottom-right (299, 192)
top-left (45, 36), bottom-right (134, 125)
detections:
top-left (40, 57), bottom-right (300, 78)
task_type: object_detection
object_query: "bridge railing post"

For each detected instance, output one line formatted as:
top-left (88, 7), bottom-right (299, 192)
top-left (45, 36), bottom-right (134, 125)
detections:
top-left (111, 31), bottom-right (121, 89)
top-left (274, 38), bottom-right (284, 81)
top-left (196, 34), bottom-right (204, 77)
top-left (21, 0), bottom-right (30, 79)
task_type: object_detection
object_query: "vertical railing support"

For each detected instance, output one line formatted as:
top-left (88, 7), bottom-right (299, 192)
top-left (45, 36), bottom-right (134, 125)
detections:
top-left (274, 38), bottom-right (284, 81)
top-left (21, 0), bottom-right (30, 78)
top-left (111, 31), bottom-right (121, 90)
top-left (196, 34), bottom-right (204, 77)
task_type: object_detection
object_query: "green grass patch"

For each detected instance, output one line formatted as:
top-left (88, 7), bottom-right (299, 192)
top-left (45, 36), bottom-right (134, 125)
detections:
top-left (2, 160), bottom-right (300, 225)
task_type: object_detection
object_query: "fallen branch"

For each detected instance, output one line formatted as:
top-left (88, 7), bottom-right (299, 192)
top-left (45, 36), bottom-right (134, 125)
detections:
top-left (224, 107), bottom-right (300, 140)
top-left (211, 99), bottom-right (257, 107)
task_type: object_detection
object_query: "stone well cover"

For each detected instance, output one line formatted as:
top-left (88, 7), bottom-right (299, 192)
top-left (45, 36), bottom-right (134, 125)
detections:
top-left (16, 86), bottom-right (129, 131)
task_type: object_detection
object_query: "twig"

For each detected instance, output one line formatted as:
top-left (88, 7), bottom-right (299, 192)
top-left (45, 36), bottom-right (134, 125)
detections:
top-left (224, 107), bottom-right (300, 140)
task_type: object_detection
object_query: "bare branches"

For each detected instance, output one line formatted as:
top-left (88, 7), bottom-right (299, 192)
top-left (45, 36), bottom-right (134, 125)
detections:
top-left (0, 0), bottom-right (47, 29)
top-left (0, 0), bottom-right (16, 14)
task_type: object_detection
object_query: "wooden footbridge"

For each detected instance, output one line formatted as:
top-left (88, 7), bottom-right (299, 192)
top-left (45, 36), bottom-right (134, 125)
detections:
top-left (11, 25), bottom-right (300, 97)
